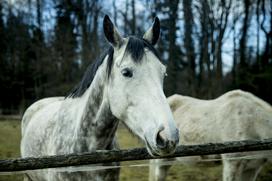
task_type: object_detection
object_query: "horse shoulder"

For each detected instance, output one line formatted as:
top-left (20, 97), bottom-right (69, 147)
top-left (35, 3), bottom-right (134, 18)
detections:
top-left (168, 95), bottom-right (213, 144)
top-left (167, 94), bottom-right (184, 112)
top-left (21, 97), bottom-right (64, 135)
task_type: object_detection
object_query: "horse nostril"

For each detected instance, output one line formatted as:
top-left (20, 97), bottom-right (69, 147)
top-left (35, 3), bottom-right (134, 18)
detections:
top-left (155, 129), bottom-right (167, 148)
top-left (169, 140), bottom-right (176, 148)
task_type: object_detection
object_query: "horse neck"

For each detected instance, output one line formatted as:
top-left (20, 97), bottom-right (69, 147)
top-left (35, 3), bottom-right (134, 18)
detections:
top-left (65, 59), bottom-right (118, 153)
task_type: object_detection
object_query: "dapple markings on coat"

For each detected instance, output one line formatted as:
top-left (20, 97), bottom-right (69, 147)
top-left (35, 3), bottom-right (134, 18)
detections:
top-left (21, 15), bottom-right (179, 181)
top-left (149, 90), bottom-right (272, 181)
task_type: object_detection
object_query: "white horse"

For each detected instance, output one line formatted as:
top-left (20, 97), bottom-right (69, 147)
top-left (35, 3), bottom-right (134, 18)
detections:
top-left (149, 90), bottom-right (272, 181)
top-left (21, 15), bottom-right (179, 181)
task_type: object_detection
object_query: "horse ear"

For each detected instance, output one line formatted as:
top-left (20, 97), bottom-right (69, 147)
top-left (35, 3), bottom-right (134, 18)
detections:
top-left (143, 17), bottom-right (160, 45)
top-left (103, 15), bottom-right (123, 47)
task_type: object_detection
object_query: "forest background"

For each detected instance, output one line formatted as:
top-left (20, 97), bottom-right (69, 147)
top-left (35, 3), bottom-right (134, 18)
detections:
top-left (0, 0), bottom-right (271, 114)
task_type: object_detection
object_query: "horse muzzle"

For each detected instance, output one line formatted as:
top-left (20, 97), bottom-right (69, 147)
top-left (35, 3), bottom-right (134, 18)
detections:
top-left (145, 126), bottom-right (179, 156)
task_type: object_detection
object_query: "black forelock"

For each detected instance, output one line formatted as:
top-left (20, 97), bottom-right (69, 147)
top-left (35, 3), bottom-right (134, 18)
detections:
top-left (126, 36), bottom-right (164, 64)
top-left (67, 36), bottom-right (163, 98)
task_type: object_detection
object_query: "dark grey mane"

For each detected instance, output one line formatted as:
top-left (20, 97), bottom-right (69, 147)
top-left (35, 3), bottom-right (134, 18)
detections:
top-left (67, 46), bottom-right (114, 98)
top-left (67, 36), bottom-right (163, 98)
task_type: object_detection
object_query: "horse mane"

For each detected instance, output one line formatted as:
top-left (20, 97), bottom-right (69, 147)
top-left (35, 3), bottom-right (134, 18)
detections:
top-left (67, 46), bottom-right (114, 98)
top-left (67, 36), bottom-right (163, 98)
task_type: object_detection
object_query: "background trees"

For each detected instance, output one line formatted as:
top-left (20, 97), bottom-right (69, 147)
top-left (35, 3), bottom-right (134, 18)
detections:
top-left (0, 0), bottom-right (271, 114)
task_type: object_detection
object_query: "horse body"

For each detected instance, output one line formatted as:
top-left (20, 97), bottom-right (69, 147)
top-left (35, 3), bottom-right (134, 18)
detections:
top-left (172, 90), bottom-right (272, 145)
top-left (21, 16), bottom-right (179, 181)
top-left (21, 59), bottom-right (120, 180)
top-left (150, 90), bottom-right (272, 181)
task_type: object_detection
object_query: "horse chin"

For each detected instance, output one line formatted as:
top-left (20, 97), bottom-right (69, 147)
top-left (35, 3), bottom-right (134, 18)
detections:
top-left (145, 137), bottom-right (173, 157)
top-left (145, 141), bottom-right (160, 157)
top-left (145, 137), bottom-right (176, 157)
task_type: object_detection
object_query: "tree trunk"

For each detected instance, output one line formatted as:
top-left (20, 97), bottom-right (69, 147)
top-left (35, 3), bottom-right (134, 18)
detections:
top-left (90, 5), bottom-right (100, 59)
top-left (182, 0), bottom-right (196, 96)
top-left (131, 0), bottom-right (136, 34)
top-left (36, 0), bottom-right (42, 28)
top-left (113, 0), bottom-right (117, 25)
top-left (256, 0), bottom-right (261, 69)
top-left (164, 0), bottom-right (180, 96)
top-left (199, 0), bottom-right (210, 93)
top-left (239, 0), bottom-right (250, 67)
top-left (124, 0), bottom-right (129, 34)
top-left (232, 21), bottom-right (237, 86)
top-left (260, 0), bottom-right (272, 67)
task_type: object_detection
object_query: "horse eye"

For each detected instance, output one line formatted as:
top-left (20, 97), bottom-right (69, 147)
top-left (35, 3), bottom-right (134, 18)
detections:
top-left (121, 68), bottom-right (133, 78)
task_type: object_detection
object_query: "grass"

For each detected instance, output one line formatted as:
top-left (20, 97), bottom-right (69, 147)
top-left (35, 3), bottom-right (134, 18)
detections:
top-left (0, 120), bottom-right (272, 180)
top-left (0, 119), bottom-right (21, 158)
top-left (0, 119), bottom-right (23, 181)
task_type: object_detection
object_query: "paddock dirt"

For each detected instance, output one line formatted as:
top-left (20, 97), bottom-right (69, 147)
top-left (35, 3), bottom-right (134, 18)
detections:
top-left (0, 119), bottom-right (272, 181)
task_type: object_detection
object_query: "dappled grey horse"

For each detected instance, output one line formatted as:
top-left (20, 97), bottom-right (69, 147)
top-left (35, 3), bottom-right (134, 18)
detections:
top-left (21, 15), bottom-right (179, 181)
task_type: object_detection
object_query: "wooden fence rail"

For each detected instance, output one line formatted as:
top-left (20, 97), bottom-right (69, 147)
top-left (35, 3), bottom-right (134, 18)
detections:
top-left (1, 139), bottom-right (272, 172)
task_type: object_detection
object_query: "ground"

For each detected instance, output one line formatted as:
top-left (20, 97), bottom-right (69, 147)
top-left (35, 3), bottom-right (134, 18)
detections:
top-left (0, 119), bottom-right (272, 181)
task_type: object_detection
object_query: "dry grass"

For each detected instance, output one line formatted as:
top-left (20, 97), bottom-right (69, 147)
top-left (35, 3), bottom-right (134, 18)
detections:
top-left (0, 120), bottom-right (272, 180)
top-left (0, 119), bottom-right (23, 181)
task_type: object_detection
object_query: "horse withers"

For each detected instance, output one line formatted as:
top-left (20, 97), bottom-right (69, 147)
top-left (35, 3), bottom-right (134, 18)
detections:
top-left (21, 15), bottom-right (179, 181)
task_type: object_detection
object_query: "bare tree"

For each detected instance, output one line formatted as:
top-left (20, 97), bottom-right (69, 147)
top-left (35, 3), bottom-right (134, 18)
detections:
top-left (131, 0), bottom-right (136, 34)
top-left (90, 2), bottom-right (102, 60)
top-left (198, 0), bottom-right (211, 95)
top-left (182, 0), bottom-right (196, 95)
top-left (164, 0), bottom-right (180, 96)
top-left (259, 0), bottom-right (272, 67)
top-left (215, 0), bottom-right (232, 82)
top-left (113, 0), bottom-right (117, 25)
top-left (256, 0), bottom-right (261, 68)
top-left (239, 0), bottom-right (251, 67)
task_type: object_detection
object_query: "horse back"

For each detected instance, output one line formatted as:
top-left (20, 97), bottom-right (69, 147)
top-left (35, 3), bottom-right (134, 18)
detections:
top-left (221, 90), bottom-right (272, 112)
